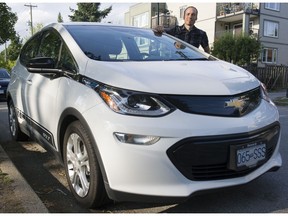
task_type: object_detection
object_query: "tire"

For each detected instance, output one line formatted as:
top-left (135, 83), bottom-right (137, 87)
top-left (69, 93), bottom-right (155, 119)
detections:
top-left (8, 100), bottom-right (28, 141)
top-left (63, 120), bottom-right (109, 208)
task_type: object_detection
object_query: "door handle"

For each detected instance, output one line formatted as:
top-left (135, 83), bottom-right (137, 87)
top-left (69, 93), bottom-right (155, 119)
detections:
top-left (26, 79), bottom-right (32, 85)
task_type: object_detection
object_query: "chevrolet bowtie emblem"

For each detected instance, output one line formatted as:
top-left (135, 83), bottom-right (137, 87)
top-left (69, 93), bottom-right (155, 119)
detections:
top-left (225, 98), bottom-right (246, 111)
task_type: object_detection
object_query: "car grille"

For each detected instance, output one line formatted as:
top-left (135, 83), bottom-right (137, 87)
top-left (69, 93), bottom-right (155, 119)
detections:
top-left (167, 123), bottom-right (280, 181)
top-left (163, 87), bottom-right (261, 117)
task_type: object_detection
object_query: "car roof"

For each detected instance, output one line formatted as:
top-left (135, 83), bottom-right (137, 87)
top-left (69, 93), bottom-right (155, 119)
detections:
top-left (45, 22), bottom-right (143, 31)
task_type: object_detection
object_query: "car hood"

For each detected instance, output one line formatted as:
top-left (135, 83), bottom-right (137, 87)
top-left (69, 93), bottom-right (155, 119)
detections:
top-left (84, 60), bottom-right (260, 95)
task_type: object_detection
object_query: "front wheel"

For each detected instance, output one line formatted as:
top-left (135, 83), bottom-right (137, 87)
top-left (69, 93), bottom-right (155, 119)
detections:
top-left (63, 120), bottom-right (109, 208)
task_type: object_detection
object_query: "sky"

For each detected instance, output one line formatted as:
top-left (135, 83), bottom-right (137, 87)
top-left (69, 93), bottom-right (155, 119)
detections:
top-left (0, 2), bottom-right (135, 52)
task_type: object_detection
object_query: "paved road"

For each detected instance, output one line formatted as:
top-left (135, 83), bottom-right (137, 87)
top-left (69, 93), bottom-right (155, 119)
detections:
top-left (0, 99), bottom-right (287, 213)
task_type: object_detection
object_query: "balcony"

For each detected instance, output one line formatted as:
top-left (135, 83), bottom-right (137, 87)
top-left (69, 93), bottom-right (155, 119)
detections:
top-left (151, 14), bottom-right (177, 29)
top-left (217, 3), bottom-right (260, 22)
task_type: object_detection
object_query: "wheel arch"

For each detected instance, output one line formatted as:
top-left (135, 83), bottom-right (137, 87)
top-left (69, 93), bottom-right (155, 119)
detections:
top-left (57, 107), bottom-right (109, 184)
top-left (6, 92), bottom-right (12, 106)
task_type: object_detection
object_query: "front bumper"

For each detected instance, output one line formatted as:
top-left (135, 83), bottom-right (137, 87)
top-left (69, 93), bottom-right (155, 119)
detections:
top-left (83, 99), bottom-right (282, 202)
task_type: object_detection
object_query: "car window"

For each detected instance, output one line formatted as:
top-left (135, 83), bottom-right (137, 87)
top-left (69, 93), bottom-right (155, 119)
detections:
top-left (20, 29), bottom-right (77, 74)
top-left (38, 30), bottom-right (62, 64)
top-left (20, 33), bottom-right (42, 65)
top-left (66, 25), bottom-right (210, 62)
top-left (58, 43), bottom-right (78, 73)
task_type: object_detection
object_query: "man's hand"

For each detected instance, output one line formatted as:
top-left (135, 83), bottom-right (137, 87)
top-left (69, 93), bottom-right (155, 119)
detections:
top-left (152, 25), bottom-right (165, 36)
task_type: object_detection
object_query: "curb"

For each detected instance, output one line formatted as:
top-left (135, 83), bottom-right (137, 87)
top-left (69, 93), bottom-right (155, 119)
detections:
top-left (0, 145), bottom-right (49, 213)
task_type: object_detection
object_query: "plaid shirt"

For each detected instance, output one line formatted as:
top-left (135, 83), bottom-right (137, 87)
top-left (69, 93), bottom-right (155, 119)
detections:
top-left (166, 25), bottom-right (209, 50)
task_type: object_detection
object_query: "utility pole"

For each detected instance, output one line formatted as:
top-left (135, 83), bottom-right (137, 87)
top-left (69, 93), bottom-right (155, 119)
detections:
top-left (24, 3), bottom-right (37, 36)
top-left (157, 3), bottom-right (160, 25)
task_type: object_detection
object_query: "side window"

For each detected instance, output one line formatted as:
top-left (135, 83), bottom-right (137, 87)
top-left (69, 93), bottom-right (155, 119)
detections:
top-left (38, 30), bottom-right (61, 64)
top-left (58, 43), bottom-right (78, 73)
top-left (20, 33), bottom-right (41, 65)
top-left (38, 30), bottom-right (77, 73)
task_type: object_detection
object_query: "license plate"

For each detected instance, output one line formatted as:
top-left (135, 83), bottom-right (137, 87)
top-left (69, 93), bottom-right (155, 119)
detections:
top-left (229, 142), bottom-right (266, 170)
top-left (0, 90), bottom-right (4, 94)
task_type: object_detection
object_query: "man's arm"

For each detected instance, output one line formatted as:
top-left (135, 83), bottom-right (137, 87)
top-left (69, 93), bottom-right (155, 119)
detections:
top-left (152, 25), bottom-right (177, 37)
top-left (204, 46), bottom-right (210, 54)
top-left (201, 31), bottom-right (210, 54)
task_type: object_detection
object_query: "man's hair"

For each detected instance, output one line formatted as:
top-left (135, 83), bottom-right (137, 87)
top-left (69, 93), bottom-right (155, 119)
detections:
top-left (183, 6), bottom-right (198, 18)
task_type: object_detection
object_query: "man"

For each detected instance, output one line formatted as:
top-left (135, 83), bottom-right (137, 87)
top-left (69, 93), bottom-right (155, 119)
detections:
top-left (153, 6), bottom-right (210, 53)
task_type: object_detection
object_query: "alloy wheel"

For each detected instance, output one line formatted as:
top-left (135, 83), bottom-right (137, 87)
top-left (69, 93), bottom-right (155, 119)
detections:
top-left (66, 133), bottom-right (90, 197)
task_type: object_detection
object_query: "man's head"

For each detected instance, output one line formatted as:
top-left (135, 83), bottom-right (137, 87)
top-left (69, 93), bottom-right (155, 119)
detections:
top-left (183, 6), bottom-right (198, 27)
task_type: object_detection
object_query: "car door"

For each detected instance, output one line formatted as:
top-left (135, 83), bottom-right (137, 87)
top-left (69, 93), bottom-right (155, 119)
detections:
top-left (24, 29), bottom-right (64, 148)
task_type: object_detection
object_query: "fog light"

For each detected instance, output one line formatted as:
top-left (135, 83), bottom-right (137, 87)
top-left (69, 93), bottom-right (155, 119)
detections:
top-left (114, 133), bottom-right (160, 145)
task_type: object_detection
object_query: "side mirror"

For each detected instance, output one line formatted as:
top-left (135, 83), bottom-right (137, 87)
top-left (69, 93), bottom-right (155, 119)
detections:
top-left (26, 57), bottom-right (59, 74)
top-left (26, 57), bottom-right (76, 77)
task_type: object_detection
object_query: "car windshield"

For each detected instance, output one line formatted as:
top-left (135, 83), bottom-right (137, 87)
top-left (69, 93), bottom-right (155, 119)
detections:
top-left (0, 69), bottom-right (10, 79)
top-left (65, 25), bottom-right (213, 62)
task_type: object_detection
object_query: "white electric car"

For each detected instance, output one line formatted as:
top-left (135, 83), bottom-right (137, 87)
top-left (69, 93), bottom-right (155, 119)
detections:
top-left (7, 23), bottom-right (282, 208)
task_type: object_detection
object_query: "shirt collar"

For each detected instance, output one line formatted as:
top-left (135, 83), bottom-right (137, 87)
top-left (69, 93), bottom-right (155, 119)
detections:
top-left (181, 24), bottom-right (197, 31)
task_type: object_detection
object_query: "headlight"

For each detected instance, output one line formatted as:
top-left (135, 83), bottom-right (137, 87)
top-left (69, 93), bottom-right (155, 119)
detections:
top-left (97, 85), bottom-right (174, 116)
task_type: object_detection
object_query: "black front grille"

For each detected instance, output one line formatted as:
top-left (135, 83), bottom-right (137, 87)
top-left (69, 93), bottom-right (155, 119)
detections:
top-left (167, 123), bottom-right (280, 181)
top-left (163, 87), bottom-right (261, 117)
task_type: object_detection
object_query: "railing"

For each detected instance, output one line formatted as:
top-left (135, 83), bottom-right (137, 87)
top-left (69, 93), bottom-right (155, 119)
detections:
top-left (217, 3), bottom-right (260, 17)
top-left (151, 14), bottom-right (177, 29)
top-left (243, 65), bottom-right (288, 90)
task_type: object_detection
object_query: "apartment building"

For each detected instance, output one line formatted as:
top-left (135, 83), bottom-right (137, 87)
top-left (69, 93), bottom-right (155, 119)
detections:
top-left (124, 3), bottom-right (288, 66)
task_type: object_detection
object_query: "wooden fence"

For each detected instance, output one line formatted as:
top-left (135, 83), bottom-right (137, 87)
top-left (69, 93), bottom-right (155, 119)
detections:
top-left (243, 65), bottom-right (288, 90)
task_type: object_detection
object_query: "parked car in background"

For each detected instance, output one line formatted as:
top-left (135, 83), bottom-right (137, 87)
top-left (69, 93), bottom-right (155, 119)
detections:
top-left (0, 68), bottom-right (10, 100)
top-left (7, 23), bottom-right (282, 208)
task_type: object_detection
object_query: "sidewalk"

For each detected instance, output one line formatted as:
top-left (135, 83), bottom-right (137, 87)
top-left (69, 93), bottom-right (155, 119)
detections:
top-left (0, 144), bottom-right (49, 213)
top-left (268, 89), bottom-right (287, 100)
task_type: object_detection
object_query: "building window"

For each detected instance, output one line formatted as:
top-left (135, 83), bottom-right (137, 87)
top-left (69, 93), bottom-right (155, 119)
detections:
top-left (262, 48), bottom-right (277, 64)
top-left (263, 20), bottom-right (278, 38)
top-left (265, 3), bottom-right (280, 11)
top-left (132, 12), bottom-right (149, 28)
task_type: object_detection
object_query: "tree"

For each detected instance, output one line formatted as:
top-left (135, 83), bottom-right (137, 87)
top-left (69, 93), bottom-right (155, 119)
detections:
top-left (58, 12), bottom-right (63, 23)
top-left (0, 3), bottom-right (17, 45)
top-left (23, 23), bottom-right (44, 42)
top-left (69, 3), bottom-right (112, 22)
top-left (212, 33), bottom-right (235, 63)
top-left (212, 33), bottom-right (261, 66)
top-left (6, 34), bottom-right (22, 61)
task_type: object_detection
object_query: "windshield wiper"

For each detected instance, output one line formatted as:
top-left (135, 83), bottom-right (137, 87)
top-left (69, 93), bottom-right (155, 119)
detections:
top-left (175, 51), bottom-right (190, 60)
top-left (174, 51), bottom-right (209, 61)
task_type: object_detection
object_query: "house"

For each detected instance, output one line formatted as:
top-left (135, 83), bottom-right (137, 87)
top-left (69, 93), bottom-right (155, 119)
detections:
top-left (124, 3), bottom-right (288, 66)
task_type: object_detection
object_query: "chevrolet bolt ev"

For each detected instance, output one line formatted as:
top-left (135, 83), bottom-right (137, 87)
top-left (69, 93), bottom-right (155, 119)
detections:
top-left (7, 23), bottom-right (282, 208)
